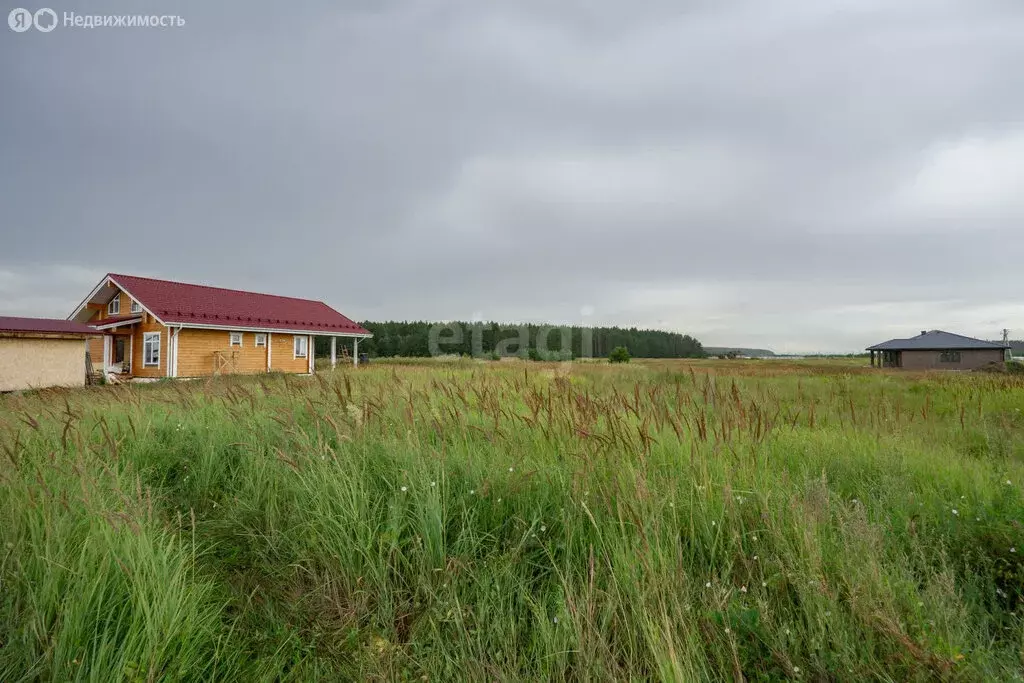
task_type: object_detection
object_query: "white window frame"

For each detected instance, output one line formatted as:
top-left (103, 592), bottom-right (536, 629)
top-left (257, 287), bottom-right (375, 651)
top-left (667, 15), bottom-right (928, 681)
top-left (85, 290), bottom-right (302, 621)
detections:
top-left (143, 332), bottom-right (160, 367)
top-left (293, 335), bottom-right (308, 359)
top-left (130, 299), bottom-right (142, 314)
top-left (255, 333), bottom-right (267, 348)
top-left (108, 297), bottom-right (120, 315)
top-left (229, 332), bottom-right (243, 347)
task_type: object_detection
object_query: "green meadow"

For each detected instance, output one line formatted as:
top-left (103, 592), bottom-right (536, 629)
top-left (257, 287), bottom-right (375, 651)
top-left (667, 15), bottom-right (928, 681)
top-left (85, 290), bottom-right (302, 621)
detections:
top-left (1, 359), bottom-right (1022, 681)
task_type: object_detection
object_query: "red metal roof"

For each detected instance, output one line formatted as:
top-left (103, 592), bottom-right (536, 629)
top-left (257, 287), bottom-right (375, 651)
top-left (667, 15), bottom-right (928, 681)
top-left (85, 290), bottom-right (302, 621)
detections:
top-left (107, 274), bottom-right (371, 336)
top-left (0, 316), bottom-right (97, 336)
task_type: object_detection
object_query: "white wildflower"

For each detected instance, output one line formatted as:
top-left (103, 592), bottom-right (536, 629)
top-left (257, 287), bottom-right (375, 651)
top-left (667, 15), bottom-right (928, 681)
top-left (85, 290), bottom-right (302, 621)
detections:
top-left (540, 525), bottom-right (546, 532)
top-left (952, 509), bottom-right (958, 515)
top-left (794, 667), bottom-right (800, 674)
top-left (401, 486), bottom-right (408, 492)
top-left (705, 581), bottom-right (712, 588)
top-left (430, 481), bottom-right (436, 487)
top-left (740, 586), bottom-right (747, 593)
top-left (553, 617), bottom-right (558, 624)
top-left (508, 467), bottom-right (514, 472)
top-left (762, 581), bottom-right (767, 587)
top-left (1012, 547), bottom-right (1017, 553)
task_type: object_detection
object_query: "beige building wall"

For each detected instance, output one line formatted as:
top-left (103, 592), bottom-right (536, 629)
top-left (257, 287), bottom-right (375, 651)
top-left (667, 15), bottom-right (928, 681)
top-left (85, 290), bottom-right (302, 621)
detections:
top-left (900, 349), bottom-right (1005, 371)
top-left (0, 337), bottom-right (86, 391)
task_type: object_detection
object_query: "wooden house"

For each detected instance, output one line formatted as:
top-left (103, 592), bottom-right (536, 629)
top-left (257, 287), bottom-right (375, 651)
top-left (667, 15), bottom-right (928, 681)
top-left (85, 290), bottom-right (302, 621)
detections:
top-left (69, 274), bottom-right (371, 380)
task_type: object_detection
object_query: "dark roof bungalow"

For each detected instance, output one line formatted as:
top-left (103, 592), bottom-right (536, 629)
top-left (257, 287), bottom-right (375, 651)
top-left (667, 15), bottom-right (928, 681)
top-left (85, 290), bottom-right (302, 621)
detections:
top-left (867, 330), bottom-right (1009, 370)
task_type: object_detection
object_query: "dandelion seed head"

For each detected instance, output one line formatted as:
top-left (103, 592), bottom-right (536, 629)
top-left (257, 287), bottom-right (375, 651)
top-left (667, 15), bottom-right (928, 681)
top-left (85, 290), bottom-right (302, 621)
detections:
top-left (762, 581), bottom-right (767, 587)
top-left (508, 467), bottom-right (514, 472)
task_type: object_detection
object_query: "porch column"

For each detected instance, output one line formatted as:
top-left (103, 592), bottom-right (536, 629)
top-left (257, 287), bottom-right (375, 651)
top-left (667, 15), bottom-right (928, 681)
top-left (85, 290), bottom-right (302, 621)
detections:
top-left (102, 335), bottom-right (111, 381)
top-left (308, 335), bottom-right (314, 374)
top-left (353, 337), bottom-right (359, 366)
top-left (331, 337), bottom-right (337, 369)
top-left (870, 350), bottom-right (874, 367)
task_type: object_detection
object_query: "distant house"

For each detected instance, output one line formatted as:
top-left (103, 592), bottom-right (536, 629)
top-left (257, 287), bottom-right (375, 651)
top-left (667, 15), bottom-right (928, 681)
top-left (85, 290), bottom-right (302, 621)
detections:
top-left (867, 330), bottom-right (1010, 370)
top-left (0, 317), bottom-right (95, 391)
top-left (68, 273), bottom-right (371, 380)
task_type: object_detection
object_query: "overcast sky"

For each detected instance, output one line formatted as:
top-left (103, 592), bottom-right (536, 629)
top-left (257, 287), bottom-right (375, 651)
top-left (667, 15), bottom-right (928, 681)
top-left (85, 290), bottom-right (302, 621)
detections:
top-left (2, 0), bottom-right (1022, 353)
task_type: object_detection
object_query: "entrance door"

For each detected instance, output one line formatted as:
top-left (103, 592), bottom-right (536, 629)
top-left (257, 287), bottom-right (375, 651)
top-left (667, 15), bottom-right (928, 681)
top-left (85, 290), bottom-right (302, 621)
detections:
top-left (114, 338), bottom-right (126, 364)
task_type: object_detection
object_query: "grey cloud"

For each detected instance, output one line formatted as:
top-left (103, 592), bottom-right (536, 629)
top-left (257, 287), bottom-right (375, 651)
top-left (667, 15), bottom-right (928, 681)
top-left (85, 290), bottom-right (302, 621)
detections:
top-left (1, 0), bottom-right (1022, 352)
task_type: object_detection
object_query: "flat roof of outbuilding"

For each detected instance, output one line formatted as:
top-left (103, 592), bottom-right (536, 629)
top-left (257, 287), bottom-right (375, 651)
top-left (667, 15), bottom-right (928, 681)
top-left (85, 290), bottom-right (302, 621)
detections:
top-left (0, 316), bottom-right (97, 336)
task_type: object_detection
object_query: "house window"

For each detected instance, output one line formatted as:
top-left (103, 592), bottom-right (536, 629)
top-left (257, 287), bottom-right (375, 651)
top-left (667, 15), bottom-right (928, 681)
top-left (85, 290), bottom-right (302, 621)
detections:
top-left (108, 297), bottom-right (120, 315)
top-left (130, 299), bottom-right (142, 314)
top-left (255, 333), bottom-right (267, 348)
top-left (143, 332), bottom-right (160, 367)
top-left (293, 335), bottom-right (308, 358)
top-left (939, 350), bottom-right (961, 363)
top-left (229, 332), bottom-right (243, 347)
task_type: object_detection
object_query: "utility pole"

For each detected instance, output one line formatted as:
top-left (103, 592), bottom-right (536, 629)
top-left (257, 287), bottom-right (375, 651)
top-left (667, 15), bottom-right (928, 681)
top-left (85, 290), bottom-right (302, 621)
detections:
top-left (1003, 329), bottom-right (1011, 361)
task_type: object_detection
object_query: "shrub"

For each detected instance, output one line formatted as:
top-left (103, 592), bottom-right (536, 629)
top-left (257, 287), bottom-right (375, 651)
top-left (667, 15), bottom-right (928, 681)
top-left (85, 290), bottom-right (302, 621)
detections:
top-left (608, 346), bottom-right (631, 363)
top-left (1007, 361), bottom-right (1024, 375)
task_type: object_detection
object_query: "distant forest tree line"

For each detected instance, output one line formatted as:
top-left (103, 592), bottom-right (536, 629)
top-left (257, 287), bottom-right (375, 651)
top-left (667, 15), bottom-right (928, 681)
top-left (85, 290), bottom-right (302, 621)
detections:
top-left (316, 321), bottom-right (705, 360)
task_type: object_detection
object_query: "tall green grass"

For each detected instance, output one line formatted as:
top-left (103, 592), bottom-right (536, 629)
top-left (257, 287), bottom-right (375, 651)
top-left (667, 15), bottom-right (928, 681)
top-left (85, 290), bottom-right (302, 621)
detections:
top-left (1, 362), bottom-right (1023, 680)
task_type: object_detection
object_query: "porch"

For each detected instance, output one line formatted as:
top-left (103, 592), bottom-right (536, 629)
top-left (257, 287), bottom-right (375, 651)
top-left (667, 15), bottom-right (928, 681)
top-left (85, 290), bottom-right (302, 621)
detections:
top-left (869, 349), bottom-right (901, 368)
top-left (90, 317), bottom-right (141, 383)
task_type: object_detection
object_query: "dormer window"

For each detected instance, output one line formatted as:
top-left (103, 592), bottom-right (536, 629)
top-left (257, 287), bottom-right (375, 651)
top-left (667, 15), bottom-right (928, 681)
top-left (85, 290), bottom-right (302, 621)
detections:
top-left (108, 297), bottom-right (120, 315)
top-left (130, 299), bottom-right (142, 314)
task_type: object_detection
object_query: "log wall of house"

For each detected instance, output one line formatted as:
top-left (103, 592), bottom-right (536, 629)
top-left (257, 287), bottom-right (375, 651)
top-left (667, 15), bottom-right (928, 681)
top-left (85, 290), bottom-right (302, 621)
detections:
top-left (175, 328), bottom-right (269, 377)
top-left (130, 321), bottom-right (168, 379)
top-left (90, 287), bottom-right (141, 322)
top-left (270, 332), bottom-right (311, 374)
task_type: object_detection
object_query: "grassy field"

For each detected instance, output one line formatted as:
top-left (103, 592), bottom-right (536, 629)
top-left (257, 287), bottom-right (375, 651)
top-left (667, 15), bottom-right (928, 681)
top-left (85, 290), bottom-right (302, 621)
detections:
top-left (1, 359), bottom-right (1023, 681)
